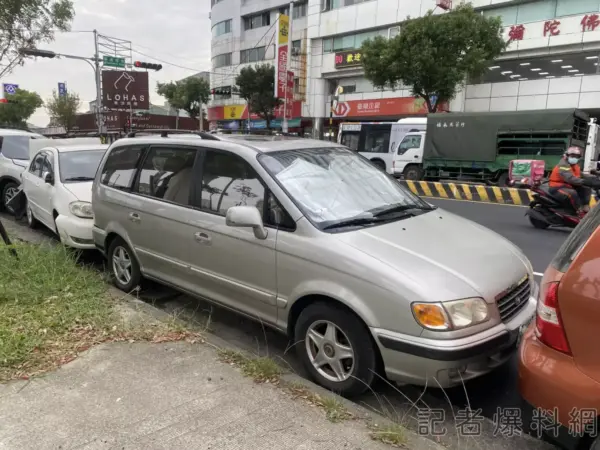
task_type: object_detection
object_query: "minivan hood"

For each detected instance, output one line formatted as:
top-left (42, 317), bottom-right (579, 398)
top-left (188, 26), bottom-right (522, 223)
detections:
top-left (335, 208), bottom-right (531, 302)
top-left (63, 181), bottom-right (93, 202)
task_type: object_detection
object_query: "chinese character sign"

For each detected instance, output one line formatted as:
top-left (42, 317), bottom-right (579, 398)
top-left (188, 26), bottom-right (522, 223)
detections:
top-left (543, 20), bottom-right (560, 37)
top-left (275, 14), bottom-right (290, 99)
top-left (334, 50), bottom-right (363, 69)
top-left (582, 14), bottom-right (600, 32)
top-left (508, 24), bottom-right (525, 41)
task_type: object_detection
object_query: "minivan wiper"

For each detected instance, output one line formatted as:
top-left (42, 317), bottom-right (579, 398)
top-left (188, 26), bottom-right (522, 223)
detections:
top-left (322, 216), bottom-right (382, 231)
top-left (64, 176), bottom-right (95, 181)
top-left (370, 204), bottom-right (430, 218)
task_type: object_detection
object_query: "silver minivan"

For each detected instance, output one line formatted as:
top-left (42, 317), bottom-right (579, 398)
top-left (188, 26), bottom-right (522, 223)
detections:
top-left (92, 135), bottom-right (536, 396)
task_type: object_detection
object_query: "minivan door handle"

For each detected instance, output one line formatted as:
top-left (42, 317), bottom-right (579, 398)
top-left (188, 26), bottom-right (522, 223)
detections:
top-left (194, 232), bottom-right (211, 244)
top-left (128, 212), bottom-right (141, 223)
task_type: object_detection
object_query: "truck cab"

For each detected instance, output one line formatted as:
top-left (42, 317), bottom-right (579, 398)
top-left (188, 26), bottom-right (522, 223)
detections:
top-left (393, 131), bottom-right (425, 179)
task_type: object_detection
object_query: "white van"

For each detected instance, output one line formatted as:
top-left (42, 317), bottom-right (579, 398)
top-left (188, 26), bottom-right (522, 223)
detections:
top-left (0, 129), bottom-right (44, 213)
top-left (338, 118), bottom-right (427, 175)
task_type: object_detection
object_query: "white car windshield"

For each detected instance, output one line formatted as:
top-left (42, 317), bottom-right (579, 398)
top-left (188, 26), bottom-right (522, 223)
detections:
top-left (258, 147), bottom-right (433, 230)
top-left (59, 149), bottom-right (107, 183)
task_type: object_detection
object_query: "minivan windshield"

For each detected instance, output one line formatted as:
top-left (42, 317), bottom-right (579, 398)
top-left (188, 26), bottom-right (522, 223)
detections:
top-left (59, 149), bottom-right (107, 183)
top-left (258, 147), bottom-right (434, 230)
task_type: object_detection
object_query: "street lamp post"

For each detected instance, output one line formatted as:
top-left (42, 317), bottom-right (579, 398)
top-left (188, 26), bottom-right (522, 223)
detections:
top-left (19, 36), bottom-right (104, 134)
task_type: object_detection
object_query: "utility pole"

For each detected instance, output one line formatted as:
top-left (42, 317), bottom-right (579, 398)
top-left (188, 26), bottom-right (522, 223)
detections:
top-left (282, 1), bottom-right (294, 134)
top-left (93, 30), bottom-right (103, 136)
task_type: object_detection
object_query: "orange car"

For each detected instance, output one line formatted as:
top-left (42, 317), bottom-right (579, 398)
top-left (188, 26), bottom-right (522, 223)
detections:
top-left (519, 207), bottom-right (600, 450)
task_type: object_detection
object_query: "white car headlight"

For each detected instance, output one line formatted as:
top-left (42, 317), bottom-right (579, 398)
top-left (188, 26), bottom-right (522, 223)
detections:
top-left (69, 201), bottom-right (94, 219)
top-left (412, 298), bottom-right (490, 331)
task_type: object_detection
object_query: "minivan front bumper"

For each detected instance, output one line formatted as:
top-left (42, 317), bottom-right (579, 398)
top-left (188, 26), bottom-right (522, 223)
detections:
top-left (371, 294), bottom-right (536, 388)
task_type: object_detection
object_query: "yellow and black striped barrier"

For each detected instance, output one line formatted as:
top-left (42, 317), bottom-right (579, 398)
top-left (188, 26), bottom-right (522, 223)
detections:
top-left (400, 180), bottom-right (599, 207)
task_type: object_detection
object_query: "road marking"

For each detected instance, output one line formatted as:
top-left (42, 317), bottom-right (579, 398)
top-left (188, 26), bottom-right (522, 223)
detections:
top-left (534, 272), bottom-right (544, 277)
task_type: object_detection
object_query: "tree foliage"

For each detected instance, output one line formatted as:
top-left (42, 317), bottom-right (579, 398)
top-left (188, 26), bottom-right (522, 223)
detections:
top-left (0, 0), bottom-right (75, 77)
top-left (235, 64), bottom-right (282, 127)
top-left (156, 76), bottom-right (210, 121)
top-left (46, 89), bottom-right (80, 133)
top-left (360, 4), bottom-right (506, 112)
top-left (0, 89), bottom-right (43, 128)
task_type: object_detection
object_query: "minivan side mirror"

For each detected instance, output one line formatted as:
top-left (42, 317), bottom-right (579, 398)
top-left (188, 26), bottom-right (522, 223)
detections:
top-left (226, 206), bottom-right (268, 240)
top-left (43, 172), bottom-right (54, 185)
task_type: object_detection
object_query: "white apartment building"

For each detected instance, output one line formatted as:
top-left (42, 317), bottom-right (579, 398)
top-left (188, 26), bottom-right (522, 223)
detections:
top-left (209, 0), bottom-right (600, 136)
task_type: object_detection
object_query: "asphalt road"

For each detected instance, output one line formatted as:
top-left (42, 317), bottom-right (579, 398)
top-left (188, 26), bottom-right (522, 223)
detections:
top-left (1, 200), bottom-right (571, 450)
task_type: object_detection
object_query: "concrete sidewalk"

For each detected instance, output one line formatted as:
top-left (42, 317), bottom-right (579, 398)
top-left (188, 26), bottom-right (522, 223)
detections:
top-left (0, 341), bottom-right (443, 450)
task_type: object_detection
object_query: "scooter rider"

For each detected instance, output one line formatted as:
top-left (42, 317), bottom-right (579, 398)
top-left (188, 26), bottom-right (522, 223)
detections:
top-left (548, 146), bottom-right (597, 217)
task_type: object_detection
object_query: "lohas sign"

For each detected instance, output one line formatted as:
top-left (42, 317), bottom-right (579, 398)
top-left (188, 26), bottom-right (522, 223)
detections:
top-left (101, 70), bottom-right (149, 110)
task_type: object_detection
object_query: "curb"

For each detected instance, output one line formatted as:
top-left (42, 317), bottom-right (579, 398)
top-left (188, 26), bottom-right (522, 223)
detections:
top-left (400, 180), bottom-right (599, 207)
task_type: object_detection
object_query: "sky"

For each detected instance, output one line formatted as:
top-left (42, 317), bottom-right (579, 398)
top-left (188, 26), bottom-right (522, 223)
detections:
top-left (1, 0), bottom-right (212, 127)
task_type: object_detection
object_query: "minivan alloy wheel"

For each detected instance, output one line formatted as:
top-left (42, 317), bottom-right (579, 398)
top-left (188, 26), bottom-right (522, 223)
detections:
top-left (306, 320), bottom-right (355, 382)
top-left (3, 185), bottom-right (18, 213)
top-left (112, 246), bottom-right (132, 285)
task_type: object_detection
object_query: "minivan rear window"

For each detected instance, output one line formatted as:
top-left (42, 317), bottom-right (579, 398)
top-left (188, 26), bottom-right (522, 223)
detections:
top-left (0, 135), bottom-right (32, 160)
top-left (551, 206), bottom-right (600, 273)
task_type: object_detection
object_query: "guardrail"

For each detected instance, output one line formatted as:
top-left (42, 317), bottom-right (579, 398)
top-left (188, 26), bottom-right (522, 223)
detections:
top-left (400, 180), bottom-right (598, 207)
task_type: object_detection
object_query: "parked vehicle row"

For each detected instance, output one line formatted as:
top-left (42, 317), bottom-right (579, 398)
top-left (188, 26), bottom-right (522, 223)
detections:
top-left (6, 130), bottom-right (600, 449)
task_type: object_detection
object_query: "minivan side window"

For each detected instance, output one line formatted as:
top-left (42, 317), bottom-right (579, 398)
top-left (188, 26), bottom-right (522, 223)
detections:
top-left (134, 146), bottom-right (197, 206)
top-left (199, 150), bottom-right (265, 216)
top-left (101, 145), bottom-right (145, 191)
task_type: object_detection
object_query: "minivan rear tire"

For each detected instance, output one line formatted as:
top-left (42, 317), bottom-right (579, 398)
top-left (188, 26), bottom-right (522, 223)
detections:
top-left (108, 237), bottom-right (142, 292)
top-left (294, 302), bottom-right (377, 396)
top-left (1, 181), bottom-right (19, 214)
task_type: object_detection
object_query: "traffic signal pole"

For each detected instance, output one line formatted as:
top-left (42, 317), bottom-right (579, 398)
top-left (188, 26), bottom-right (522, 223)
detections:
top-left (93, 30), bottom-right (103, 135)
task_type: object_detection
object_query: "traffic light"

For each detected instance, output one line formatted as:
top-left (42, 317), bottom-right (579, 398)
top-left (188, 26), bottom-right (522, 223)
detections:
top-left (19, 48), bottom-right (56, 58)
top-left (211, 86), bottom-right (232, 97)
top-left (123, 117), bottom-right (131, 133)
top-left (134, 61), bottom-right (162, 71)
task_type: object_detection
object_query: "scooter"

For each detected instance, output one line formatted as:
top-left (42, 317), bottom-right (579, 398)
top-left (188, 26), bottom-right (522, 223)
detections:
top-left (526, 179), bottom-right (600, 230)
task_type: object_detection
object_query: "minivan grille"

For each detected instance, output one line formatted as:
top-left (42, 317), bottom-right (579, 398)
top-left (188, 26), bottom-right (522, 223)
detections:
top-left (496, 276), bottom-right (530, 322)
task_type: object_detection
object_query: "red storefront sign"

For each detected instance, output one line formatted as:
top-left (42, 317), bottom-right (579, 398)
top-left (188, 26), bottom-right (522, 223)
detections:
top-left (208, 100), bottom-right (302, 121)
top-left (332, 97), bottom-right (444, 118)
top-left (276, 45), bottom-right (289, 98)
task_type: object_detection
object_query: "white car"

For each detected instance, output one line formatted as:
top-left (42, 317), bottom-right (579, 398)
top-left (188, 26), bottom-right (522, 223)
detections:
top-left (0, 129), bottom-right (44, 213)
top-left (21, 144), bottom-right (108, 249)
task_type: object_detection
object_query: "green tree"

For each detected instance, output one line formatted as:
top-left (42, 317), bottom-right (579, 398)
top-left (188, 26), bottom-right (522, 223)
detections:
top-left (0, 89), bottom-right (43, 128)
top-left (156, 76), bottom-right (210, 123)
top-left (45, 89), bottom-right (80, 134)
top-left (235, 64), bottom-right (282, 129)
top-left (361, 4), bottom-right (506, 112)
top-left (0, 0), bottom-right (75, 77)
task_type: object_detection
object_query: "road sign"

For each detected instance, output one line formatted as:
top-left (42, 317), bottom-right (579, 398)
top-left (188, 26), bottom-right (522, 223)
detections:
top-left (430, 95), bottom-right (438, 108)
top-left (58, 82), bottom-right (67, 97)
top-left (103, 55), bottom-right (126, 68)
top-left (3, 83), bottom-right (18, 95)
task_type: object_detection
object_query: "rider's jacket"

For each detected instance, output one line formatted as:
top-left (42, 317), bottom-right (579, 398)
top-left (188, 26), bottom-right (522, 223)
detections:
top-left (549, 158), bottom-right (583, 188)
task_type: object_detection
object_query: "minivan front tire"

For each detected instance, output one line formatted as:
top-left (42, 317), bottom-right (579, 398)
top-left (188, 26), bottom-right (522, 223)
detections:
top-left (294, 302), bottom-right (377, 396)
top-left (108, 237), bottom-right (142, 292)
top-left (1, 181), bottom-right (19, 214)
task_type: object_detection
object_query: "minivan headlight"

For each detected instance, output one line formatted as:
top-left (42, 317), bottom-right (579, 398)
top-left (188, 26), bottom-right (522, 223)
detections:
top-left (69, 201), bottom-right (94, 219)
top-left (412, 298), bottom-right (489, 331)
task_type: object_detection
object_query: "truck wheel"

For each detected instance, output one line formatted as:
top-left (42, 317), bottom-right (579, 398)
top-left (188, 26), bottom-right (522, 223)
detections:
top-left (371, 159), bottom-right (386, 171)
top-left (403, 165), bottom-right (423, 180)
top-left (496, 172), bottom-right (509, 187)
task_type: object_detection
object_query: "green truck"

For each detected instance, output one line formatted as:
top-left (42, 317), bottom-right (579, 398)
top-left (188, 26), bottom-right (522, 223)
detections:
top-left (420, 109), bottom-right (596, 185)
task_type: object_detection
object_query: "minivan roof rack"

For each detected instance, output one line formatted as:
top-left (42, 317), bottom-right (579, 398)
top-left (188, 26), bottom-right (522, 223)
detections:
top-left (125, 129), bottom-right (220, 140)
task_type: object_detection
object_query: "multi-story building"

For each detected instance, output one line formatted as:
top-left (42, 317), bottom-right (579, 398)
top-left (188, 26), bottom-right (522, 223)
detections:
top-left (209, 0), bottom-right (600, 136)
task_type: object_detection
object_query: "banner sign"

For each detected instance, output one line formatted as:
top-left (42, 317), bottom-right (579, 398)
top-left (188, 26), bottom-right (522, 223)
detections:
top-left (58, 82), bottom-right (67, 97)
top-left (285, 71), bottom-right (294, 119)
top-left (101, 70), bottom-right (149, 109)
top-left (3, 83), bottom-right (18, 95)
top-left (275, 14), bottom-right (289, 99)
